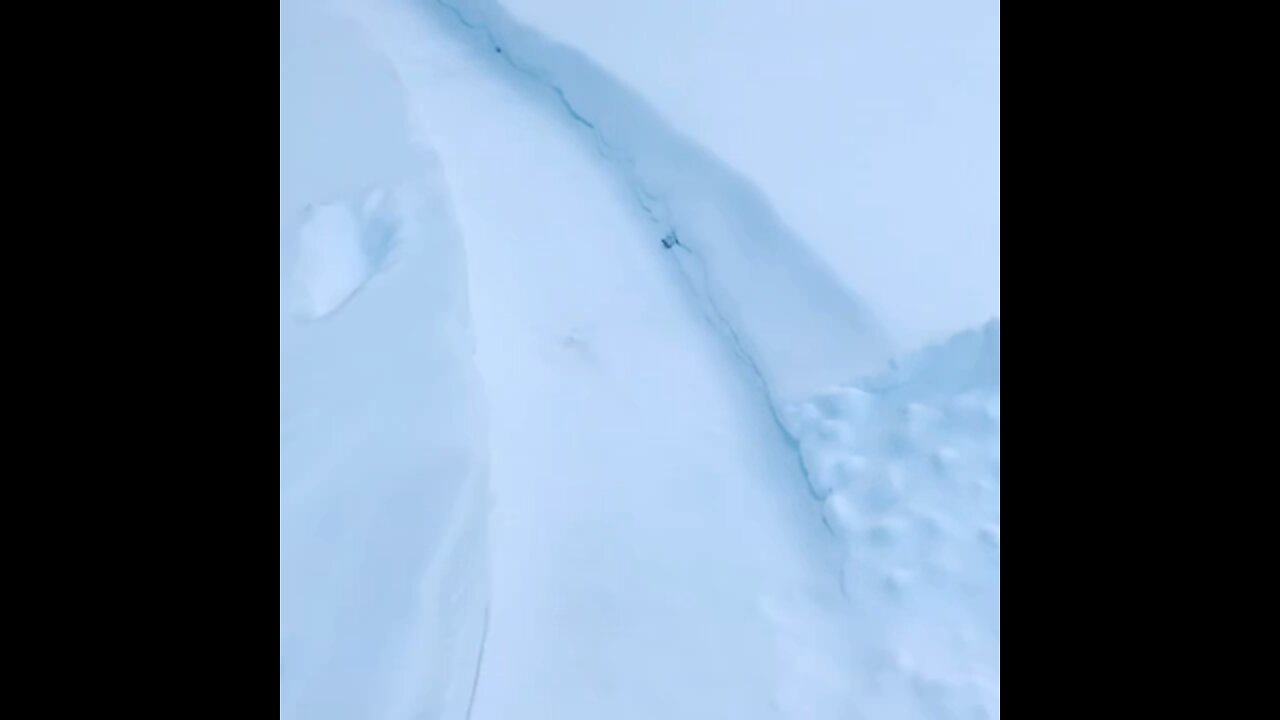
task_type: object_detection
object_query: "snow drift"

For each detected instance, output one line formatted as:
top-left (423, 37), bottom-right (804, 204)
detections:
top-left (414, 0), bottom-right (898, 408)
top-left (280, 4), bottom-right (489, 716)
top-left (282, 0), bottom-right (999, 717)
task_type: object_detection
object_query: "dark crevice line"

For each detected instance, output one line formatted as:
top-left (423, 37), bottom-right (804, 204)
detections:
top-left (429, 0), bottom-right (818, 502)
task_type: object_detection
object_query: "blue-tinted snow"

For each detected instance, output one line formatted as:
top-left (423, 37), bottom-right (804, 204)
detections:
top-left (281, 0), bottom-right (999, 717)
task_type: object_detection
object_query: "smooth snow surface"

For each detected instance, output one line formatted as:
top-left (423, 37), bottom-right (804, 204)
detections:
top-left (281, 0), bottom-right (999, 718)
top-left (404, 0), bottom-right (898, 407)
top-left (498, 0), bottom-right (1000, 350)
top-left (280, 3), bottom-right (486, 718)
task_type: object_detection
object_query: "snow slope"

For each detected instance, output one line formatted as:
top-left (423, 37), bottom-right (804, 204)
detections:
top-left (339, 1), bottom-right (870, 716)
top-left (481, 0), bottom-right (1000, 350)
top-left (375, 0), bottom-right (900, 408)
top-left (281, 0), bottom-right (999, 717)
top-left (280, 2), bottom-right (486, 718)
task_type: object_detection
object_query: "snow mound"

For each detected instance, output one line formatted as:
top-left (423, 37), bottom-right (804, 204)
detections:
top-left (290, 184), bottom-right (412, 320)
top-left (785, 319), bottom-right (1000, 719)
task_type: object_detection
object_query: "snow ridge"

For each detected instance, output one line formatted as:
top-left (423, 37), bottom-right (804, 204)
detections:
top-left (319, 2), bottom-right (1000, 716)
top-left (428, 0), bottom-right (895, 409)
top-left (414, 6), bottom-right (1001, 716)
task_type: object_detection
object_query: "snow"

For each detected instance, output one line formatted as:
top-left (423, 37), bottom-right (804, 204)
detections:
top-left (787, 320), bottom-right (1001, 719)
top-left (335, 3), bottom-right (861, 716)
top-left (281, 0), bottom-right (999, 718)
top-left (279, 2), bottom-right (486, 718)
top-left (292, 200), bottom-right (370, 318)
top-left (290, 186), bottom-right (407, 319)
top-left (456, 0), bottom-right (1000, 351)
top-left (369, 0), bottom-right (898, 407)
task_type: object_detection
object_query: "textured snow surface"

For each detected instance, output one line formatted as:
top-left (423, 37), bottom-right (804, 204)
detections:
top-left (281, 0), bottom-right (999, 718)
top-left (786, 320), bottom-right (1000, 719)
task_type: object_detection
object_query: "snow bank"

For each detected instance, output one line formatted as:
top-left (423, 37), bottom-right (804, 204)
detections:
top-left (332, 3), bottom-right (891, 716)
top-left (499, 0), bottom-right (1000, 350)
top-left (416, 0), bottom-right (896, 407)
top-left (280, 169), bottom-right (489, 720)
top-left (286, 1), bottom-right (998, 717)
top-left (785, 319), bottom-right (1000, 719)
top-left (373, 9), bottom-right (999, 714)
top-left (280, 3), bottom-right (489, 717)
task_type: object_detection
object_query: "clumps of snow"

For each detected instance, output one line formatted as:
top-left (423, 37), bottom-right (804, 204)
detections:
top-left (289, 184), bottom-right (414, 320)
top-left (784, 319), bottom-right (1000, 719)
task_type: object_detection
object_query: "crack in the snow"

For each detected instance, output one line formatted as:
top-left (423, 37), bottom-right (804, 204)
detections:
top-left (429, 0), bottom-right (806, 432)
top-left (418, 2), bottom-right (902, 714)
top-left (425, 5), bottom-right (897, 591)
top-left (463, 605), bottom-right (489, 720)
top-left (432, 0), bottom-right (674, 222)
